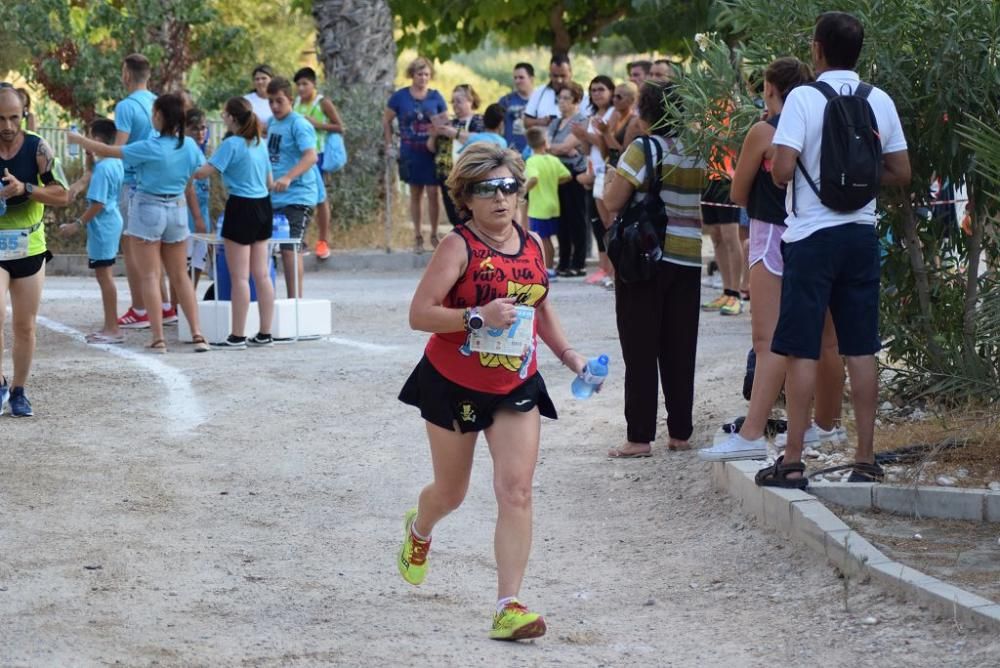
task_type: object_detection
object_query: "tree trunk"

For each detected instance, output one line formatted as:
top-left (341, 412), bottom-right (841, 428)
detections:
top-left (899, 197), bottom-right (944, 363)
top-left (312, 0), bottom-right (396, 237)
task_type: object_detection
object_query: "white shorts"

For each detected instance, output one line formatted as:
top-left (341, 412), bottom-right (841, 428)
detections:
top-left (593, 170), bottom-right (606, 201)
top-left (187, 235), bottom-right (209, 271)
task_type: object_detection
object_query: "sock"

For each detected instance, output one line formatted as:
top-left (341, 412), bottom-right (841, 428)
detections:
top-left (162, 302), bottom-right (172, 311)
top-left (723, 288), bottom-right (740, 298)
top-left (496, 596), bottom-right (518, 614)
top-left (410, 517), bottom-right (430, 542)
top-left (133, 308), bottom-right (146, 316)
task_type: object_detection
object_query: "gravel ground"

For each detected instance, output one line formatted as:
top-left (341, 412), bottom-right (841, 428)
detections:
top-left (1, 270), bottom-right (998, 666)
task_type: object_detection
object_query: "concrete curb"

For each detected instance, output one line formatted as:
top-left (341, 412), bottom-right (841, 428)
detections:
top-left (45, 251), bottom-right (431, 277)
top-left (809, 481), bottom-right (1000, 523)
top-left (711, 460), bottom-right (1000, 631)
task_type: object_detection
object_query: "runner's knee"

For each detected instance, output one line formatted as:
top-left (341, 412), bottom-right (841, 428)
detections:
top-left (493, 477), bottom-right (532, 511)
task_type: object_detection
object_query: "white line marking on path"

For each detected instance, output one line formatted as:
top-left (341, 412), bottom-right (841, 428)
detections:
top-left (36, 315), bottom-right (205, 436)
top-left (324, 336), bottom-right (397, 353)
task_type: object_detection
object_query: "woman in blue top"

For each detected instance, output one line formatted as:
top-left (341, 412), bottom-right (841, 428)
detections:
top-left (383, 57), bottom-right (447, 253)
top-left (69, 93), bottom-right (210, 353)
top-left (192, 97), bottom-right (275, 349)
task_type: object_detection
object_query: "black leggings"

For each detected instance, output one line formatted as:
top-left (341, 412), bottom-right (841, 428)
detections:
top-left (615, 262), bottom-right (701, 442)
top-left (556, 177), bottom-right (587, 271)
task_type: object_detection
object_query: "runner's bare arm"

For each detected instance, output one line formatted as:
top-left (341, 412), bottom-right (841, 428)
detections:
top-left (5, 139), bottom-right (71, 206)
top-left (535, 300), bottom-right (586, 375)
top-left (408, 233), bottom-right (471, 333)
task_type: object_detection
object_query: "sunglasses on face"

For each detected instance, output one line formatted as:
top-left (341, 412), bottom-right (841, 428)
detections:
top-left (613, 94), bottom-right (625, 101)
top-left (467, 177), bottom-right (520, 198)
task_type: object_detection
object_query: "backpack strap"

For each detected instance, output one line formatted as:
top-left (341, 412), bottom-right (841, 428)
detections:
top-left (792, 82), bottom-right (836, 214)
top-left (855, 82), bottom-right (873, 99)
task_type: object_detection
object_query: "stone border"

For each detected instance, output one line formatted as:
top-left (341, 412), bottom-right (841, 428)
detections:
top-left (711, 460), bottom-right (1000, 631)
top-left (45, 252), bottom-right (431, 277)
top-left (809, 481), bottom-right (1000, 523)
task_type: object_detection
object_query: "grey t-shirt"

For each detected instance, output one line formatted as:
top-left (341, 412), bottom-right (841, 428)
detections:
top-left (547, 112), bottom-right (588, 173)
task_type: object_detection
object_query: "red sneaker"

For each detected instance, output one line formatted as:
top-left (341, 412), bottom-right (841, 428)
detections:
top-left (162, 307), bottom-right (178, 325)
top-left (117, 307), bottom-right (150, 329)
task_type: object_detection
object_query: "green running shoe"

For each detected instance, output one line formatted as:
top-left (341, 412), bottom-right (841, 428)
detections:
top-left (489, 599), bottom-right (547, 640)
top-left (397, 508), bottom-right (430, 585)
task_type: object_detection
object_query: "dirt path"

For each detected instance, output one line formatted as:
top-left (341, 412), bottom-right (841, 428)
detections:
top-left (2, 272), bottom-right (997, 666)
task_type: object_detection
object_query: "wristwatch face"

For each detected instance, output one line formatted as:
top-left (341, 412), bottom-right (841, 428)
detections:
top-left (24, 182), bottom-right (34, 195)
top-left (469, 311), bottom-right (484, 330)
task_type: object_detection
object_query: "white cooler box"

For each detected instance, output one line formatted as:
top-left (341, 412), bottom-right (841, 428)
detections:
top-left (179, 298), bottom-right (331, 342)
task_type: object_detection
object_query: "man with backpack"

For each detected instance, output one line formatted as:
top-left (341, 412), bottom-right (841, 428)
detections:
top-left (755, 12), bottom-right (910, 489)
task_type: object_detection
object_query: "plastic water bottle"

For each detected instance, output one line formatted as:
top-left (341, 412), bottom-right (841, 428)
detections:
top-left (571, 354), bottom-right (609, 399)
top-left (68, 124), bottom-right (79, 158)
top-left (0, 195), bottom-right (6, 217)
top-left (272, 213), bottom-right (290, 240)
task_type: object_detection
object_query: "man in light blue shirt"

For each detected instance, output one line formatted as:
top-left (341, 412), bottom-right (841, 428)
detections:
top-left (266, 76), bottom-right (317, 298)
top-left (113, 53), bottom-right (163, 328)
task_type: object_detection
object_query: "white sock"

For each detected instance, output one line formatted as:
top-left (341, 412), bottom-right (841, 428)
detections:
top-left (162, 302), bottom-right (172, 311)
top-left (496, 596), bottom-right (518, 613)
top-left (410, 517), bottom-right (430, 541)
top-left (133, 308), bottom-right (146, 316)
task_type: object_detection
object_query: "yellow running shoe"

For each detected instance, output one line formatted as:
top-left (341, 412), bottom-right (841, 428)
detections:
top-left (397, 508), bottom-right (430, 585)
top-left (701, 294), bottom-right (728, 311)
top-left (720, 295), bottom-right (743, 316)
top-left (489, 599), bottom-right (547, 640)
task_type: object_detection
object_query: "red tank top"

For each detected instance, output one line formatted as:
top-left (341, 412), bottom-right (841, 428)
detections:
top-left (425, 223), bottom-right (549, 394)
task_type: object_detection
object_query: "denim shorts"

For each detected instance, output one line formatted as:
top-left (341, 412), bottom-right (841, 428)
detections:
top-left (127, 192), bottom-right (189, 244)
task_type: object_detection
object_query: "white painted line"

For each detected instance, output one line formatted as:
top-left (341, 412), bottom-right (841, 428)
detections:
top-left (36, 315), bottom-right (205, 436)
top-left (324, 336), bottom-right (396, 353)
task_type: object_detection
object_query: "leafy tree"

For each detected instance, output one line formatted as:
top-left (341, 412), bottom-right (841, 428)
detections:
top-left (0, 0), bottom-right (249, 121)
top-left (389, 0), bottom-right (710, 59)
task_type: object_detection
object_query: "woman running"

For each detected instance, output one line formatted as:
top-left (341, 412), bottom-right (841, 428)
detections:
top-left (397, 143), bottom-right (587, 640)
top-left (192, 97), bottom-right (276, 349)
top-left (69, 93), bottom-right (210, 353)
top-left (698, 57), bottom-right (846, 462)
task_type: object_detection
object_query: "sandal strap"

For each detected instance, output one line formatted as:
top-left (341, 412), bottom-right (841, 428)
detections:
top-left (754, 455), bottom-right (806, 484)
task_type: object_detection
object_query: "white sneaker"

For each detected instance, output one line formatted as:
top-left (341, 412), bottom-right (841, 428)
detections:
top-left (701, 275), bottom-right (723, 289)
top-left (698, 433), bottom-right (768, 461)
top-left (775, 423), bottom-right (846, 449)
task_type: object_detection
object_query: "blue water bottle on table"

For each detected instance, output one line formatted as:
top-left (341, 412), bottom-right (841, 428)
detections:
top-left (571, 354), bottom-right (609, 399)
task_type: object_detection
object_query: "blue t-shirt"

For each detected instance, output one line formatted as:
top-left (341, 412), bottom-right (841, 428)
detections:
top-left (209, 136), bottom-right (271, 199)
top-left (266, 112), bottom-right (317, 208)
top-left (85, 158), bottom-right (124, 261)
top-left (121, 135), bottom-right (206, 195)
top-left (188, 144), bottom-right (211, 233)
top-left (114, 90), bottom-right (157, 186)
top-left (498, 91), bottom-right (530, 152)
top-left (462, 132), bottom-right (508, 151)
top-left (387, 87), bottom-right (447, 155)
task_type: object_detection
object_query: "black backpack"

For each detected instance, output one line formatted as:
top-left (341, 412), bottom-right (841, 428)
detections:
top-left (606, 137), bottom-right (668, 284)
top-left (795, 81), bottom-right (882, 213)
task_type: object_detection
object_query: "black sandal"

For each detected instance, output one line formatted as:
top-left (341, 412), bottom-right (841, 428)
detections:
top-left (755, 455), bottom-right (809, 490)
top-left (808, 461), bottom-right (885, 483)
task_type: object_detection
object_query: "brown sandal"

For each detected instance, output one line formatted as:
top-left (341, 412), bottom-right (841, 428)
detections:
top-left (147, 339), bottom-right (167, 354)
top-left (191, 335), bottom-right (210, 353)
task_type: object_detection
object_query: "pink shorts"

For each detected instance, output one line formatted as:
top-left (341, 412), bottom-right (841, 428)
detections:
top-left (748, 219), bottom-right (784, 276)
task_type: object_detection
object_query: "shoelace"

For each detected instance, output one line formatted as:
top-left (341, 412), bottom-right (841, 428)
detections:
top-left (409, 533), bottom-right (430, 565)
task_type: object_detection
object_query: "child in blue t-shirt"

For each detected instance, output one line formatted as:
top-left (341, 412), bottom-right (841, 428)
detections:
top-left (463, 104), bottom-right (509, 151)
top-left (184, 108), bottom-right (212, 287)
top-left (62, 119), bottom-right (126, 344)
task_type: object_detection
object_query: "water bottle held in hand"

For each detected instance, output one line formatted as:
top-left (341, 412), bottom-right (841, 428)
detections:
top-left (68, 124), bottom-right (80, 158)
top-left (571, 354), bottom-right (609, 399)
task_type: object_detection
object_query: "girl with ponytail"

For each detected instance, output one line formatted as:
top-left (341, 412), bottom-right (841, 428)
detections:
top-left (191, 96), bottom-right (276, 349)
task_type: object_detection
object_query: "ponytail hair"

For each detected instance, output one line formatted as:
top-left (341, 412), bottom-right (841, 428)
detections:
top-left (764, 57), bottom-right (814, 101)
top-left (224, 96), bottom-right (260, 143)
top-left (154, 93), bottom-right (186, 148)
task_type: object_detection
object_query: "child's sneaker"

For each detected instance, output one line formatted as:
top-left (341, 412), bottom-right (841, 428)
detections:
top-left (397, 508), bottom-right (430, 585)
top-left (9, 386), bottom-right (33, 417)
top-left (489, 599), bottom-right (547, 640)
top-left (117, 307), bottom-right (150, 329)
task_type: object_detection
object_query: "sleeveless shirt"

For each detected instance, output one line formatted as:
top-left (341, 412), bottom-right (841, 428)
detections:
top-left (294, 94), bottom-right (327, 152)
top-left (746, 115), bottom-right (788, 225)
top-left (0, 132), bottom-right (47, 256)
top-left (424, 223), bottom-right (549, 394)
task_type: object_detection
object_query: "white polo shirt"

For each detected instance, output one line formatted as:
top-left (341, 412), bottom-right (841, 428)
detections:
top-left (773, 69), bottom-right (907, 243)
top-left (525, 84), bottom-right (591, 121)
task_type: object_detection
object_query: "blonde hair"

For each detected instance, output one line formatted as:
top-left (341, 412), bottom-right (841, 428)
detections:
top-left (406, 57), bottom-right (435, 79)
top-left (615, 81), bottom-right (639, 101)
top-left (446, 144), bottom-right (526, 219)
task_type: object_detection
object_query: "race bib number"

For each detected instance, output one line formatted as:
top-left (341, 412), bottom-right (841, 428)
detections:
top-left (0, 228), bottom-right (30, 261)
top-left (468, 305), bottom-right (535, 357)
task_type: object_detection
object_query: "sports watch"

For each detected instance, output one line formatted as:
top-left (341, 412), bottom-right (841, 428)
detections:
top-left (23, 182), bottom-right (35, 196)
top-left (466, 307), bottom-right (484, 331)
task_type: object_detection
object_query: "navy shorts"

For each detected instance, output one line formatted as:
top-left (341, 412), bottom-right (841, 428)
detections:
top-left (529, 217), bottom-right (558, 238)
top-left (771, 223), bottom-right (881, 360)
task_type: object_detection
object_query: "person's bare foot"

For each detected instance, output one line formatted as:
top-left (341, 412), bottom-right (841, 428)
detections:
top-left (607, 442), bottom-right (652, 458)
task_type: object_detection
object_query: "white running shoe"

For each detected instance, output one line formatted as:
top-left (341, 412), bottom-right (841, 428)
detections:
top-left (775, 423), bottom-right (847, 449)
top-left (698, 433), bottom-right (768, 461)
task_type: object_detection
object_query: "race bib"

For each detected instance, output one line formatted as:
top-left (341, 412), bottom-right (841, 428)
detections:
top-left (0, 228), bottom-right (30, 261)
top-left (468, 305), bottom-right (535, 357)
